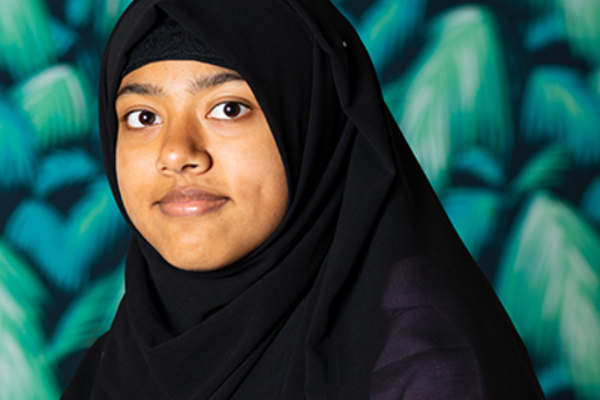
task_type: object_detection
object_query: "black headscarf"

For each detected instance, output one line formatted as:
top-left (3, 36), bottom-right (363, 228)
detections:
top-left (63, 0), bottom-right (545, 398)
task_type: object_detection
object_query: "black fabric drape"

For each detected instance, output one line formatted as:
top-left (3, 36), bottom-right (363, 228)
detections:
top-left (63, 0), bottom-right (545, 398)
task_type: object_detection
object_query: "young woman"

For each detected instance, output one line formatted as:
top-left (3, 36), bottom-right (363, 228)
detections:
top-left (63, 0), bottom-right (545, 398)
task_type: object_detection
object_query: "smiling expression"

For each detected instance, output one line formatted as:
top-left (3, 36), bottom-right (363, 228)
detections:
top-left (115, 60), bottom-right (288, 270)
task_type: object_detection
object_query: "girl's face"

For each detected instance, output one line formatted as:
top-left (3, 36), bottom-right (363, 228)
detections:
top-left (115, 60), bottom-right (288, 270)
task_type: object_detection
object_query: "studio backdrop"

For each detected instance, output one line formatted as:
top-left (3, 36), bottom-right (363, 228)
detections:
top-left (0, 0), bottom-right (599, 398)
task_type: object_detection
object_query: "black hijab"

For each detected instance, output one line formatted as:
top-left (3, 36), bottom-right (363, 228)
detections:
top-left (63, 0), bottom-right (545, 398)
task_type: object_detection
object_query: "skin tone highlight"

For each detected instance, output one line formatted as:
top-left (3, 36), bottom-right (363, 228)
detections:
top-left (115, 60), bottom-right (288, 271)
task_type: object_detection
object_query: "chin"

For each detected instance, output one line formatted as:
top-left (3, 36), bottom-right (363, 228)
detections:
top-left (154, 234), bottom-right (258, 271)
top-left (161, 249), bottom-right (229, 271)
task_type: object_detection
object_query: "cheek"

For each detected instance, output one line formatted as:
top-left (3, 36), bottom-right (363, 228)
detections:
top-left (261, 161), bottom-right (288, 215)
top-left (222, 137), bottom-right (288, 220)
top-left (115, 142), bottom-right (153, 220)
top-left (245, 143), bottom-right (287, 219)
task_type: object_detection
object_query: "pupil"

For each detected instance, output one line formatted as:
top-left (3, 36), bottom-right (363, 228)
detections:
top-left (140, 112), bottom-right (155, 125)
top-left (224, 103), bottom-right (240, 117)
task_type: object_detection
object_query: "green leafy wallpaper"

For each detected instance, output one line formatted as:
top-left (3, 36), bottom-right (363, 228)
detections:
top-left (0, 0), bottom-right (598, 398)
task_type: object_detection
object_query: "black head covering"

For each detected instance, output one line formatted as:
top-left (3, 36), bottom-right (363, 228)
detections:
top-left (121, 16), bottom-right (231, 77)
top-left (64, 0), bottom-right (545, 398)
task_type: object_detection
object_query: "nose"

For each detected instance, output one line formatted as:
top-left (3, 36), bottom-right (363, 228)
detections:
top-left (156, 120), bottom-right (212, 175)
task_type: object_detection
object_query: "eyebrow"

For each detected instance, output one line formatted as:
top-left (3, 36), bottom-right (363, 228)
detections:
top-left (116, 72), bottom-right (245, 100)
top-left (188, 72), bottom-right (244, 93)
top-left (116, 83), bottom-right (164, 99)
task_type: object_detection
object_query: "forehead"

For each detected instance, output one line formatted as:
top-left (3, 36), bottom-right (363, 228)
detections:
top-left (116, 60), bottom-right (245, 99)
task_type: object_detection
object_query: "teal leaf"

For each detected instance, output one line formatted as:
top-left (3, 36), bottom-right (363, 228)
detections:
top-left (65, 0), bottom-right (133, 41)
top-left (50, 17), bottom-right (78, 58)
top-left (76, 49), bottom-right (101, 90)
top-left (0, 0), bottom-right (56, 80)
top-left (4, 199), bottom-right (69, 289)
top-left (33, 147), bottom-right (100, 198)
top-left (519, 0), bottom-right (555, 14)
top-left (10, 64), bottom-right (94, 151)
top-left (452, 148), bottom-right (505, 187)
top-left (46, 263), bottom-right (124, 363)
top-left (95, 0), bottom-right (134, 40)
top-left (64, 0), bottom-right (94, 27)
top-left (63, 178), bottom-right (128, 279)
top-left (587, 68), bottom-right (600, 105)
top-left (520, 67), bottom-right (600, 165)
top-left (508, 145), bottom-right (571, 200)
top-left (441, 188), bottom-right (501, 259)
top-left (0, 239), bottom-right (61, 399)
top-left (4, 178), bottom-right (128, 292)
top-left (385, 5), bottom-right (513, 191)
top-left (581, 177), bottom-right (600, 225)
top-left (537, 362), bottom-right (571, 398)
top-left (0, 240), bottom-right (47, 328)
top-left (524, 12), bottom-right (566, 51)
top-left (496, 192), bottom-right (600, 400)
top-left (556, 0), bottom-right (600, 65)
top-left (357, 0), bottom-right (426, 73)
top-left (0, 98), bottom-right (36, 189)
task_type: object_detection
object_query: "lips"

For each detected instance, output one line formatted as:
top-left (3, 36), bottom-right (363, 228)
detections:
top-left (157, 187), bottom-right (228, 217)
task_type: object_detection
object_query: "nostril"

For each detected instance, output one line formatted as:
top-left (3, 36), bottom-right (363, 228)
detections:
top-left (157, 151), bottom-right (212, 174)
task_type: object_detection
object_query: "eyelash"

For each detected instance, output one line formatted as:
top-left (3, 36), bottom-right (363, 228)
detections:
top-left (122, 101), bottom-right (250, 129)
top-left (123, 110), bottom-right (162, 129)
top-left (207, 102), bottom-right (250, 120)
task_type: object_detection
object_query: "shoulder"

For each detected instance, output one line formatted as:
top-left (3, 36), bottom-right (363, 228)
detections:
top-left (373, 261), bottom-right (483, 398)
top-left (370, 255), bottom-right (544, 399)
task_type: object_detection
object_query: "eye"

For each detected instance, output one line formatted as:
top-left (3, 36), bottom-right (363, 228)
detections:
top-left (125, 110), bottom-right (162, 128)
top-left (208, 102), bottom-right (250, 120)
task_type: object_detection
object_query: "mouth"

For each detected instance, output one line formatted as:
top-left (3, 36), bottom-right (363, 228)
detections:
top-left (156, 187), bottom-right (228, 217)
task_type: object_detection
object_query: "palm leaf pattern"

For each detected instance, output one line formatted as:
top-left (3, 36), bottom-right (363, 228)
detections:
top-left (524, 12), bottom-right (566, 51)
top-left (520, 67), bottom-right (600, 165)
top-left (33, 147), bottom-right (100, 198)
top-left (496, 192), bottom-right (600, 399)
top-left (46, 263), bottom-right (124, 363)
top-left (0, 1), bottom-right (599, 398)
top-left (581, 177), bottom-right (600, 225)
top-left (64, 178), bottom-right (129, 283)
top-left (519, 0), bottom-right (553, 14)
top-left (537, 362), bottom-right (571, 398)
top-left (65, 0), bottom-right (133, 41)
top-left (508, 145), bottom-right (571, 200)
top-left (5, 198), bottom-right (75, 290)
top-left (4, 178), bottom-right (127, 292)
top-left (441, 188), bottom-right (501, 259)
top-left (557, 0), bottom-right (600, 66)
top-left (0, 240), bottom-right (60, 399)
top-left (589, 68), bottom-right (600, 101)
top-left (0, 98), bottom-right (36, 189)
top-left (0, 0), bottom-right (56, 80)
top-left (385, 5), bottom-right (512, 191)
top-left (9, 64), bottom-right (94, 150)
top-left (356, 0), bottom-right (426, 73)
top-left (452, 148), bottom-right (505, 187)
top-left (49, 16), bottom-right (78, 58)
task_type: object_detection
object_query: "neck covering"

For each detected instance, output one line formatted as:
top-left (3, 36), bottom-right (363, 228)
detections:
top-left (63, 0), bottom-right (545, 398)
